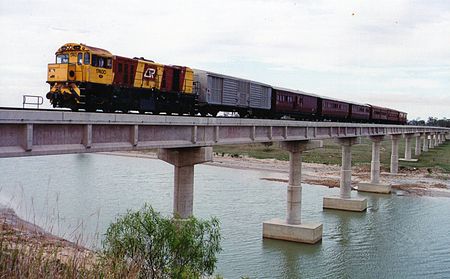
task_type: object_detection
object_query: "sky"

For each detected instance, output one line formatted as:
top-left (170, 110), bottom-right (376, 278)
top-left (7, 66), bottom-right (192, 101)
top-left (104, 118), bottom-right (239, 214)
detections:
top-left (0, 0), bottom-right (449, 120)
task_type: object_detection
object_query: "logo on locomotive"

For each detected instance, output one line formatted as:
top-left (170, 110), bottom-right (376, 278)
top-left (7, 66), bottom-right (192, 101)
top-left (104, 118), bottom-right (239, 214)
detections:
top-left (144, 67), bottom-right (157, 80)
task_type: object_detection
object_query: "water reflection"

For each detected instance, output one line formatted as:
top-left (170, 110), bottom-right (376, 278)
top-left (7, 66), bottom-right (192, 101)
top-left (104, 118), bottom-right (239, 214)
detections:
top-left (262, 238), bottom-right (322, 279)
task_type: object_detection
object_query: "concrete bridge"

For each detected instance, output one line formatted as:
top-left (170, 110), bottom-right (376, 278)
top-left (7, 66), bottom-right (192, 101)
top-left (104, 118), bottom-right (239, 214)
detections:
top-left (0, 109), bottom-right (448, 244)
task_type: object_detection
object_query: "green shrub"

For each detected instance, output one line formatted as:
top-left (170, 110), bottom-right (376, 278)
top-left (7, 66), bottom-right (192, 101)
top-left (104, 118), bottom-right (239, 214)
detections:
top-left (102, 204), bottom-right (221, 279)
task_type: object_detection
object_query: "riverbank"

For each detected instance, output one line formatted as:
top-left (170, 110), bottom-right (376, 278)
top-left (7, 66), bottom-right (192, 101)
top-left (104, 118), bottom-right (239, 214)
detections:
top-left (101, 150), bottom-right (450, 197)
top-left (0, 206), bottom-right (96, 277)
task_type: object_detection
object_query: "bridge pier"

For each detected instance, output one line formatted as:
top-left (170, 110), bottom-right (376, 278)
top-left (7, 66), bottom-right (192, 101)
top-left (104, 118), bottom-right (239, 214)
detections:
top-left (429, 134), bottom-right (435, 149)
top-left (263, 140), bottom-right (323, 244)
top-left (158, 147), bottom-right (213, 219)
top-left (358, 136), bottom-right (391, 194)
top-left (400, 134), bottom-right (418, 162)
top-left (415, 134), bottom-right (422, 156)
top-left (390, 134), bottom-right (401, 174)
top-left (423, 133), bottom-right (429, 152)
top-left (323, 137), bottom-right (367, 211)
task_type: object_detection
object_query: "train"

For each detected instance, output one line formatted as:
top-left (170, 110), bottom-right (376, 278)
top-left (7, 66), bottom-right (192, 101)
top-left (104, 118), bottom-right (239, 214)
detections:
top-left (46, 43), bottom-right (407, 124)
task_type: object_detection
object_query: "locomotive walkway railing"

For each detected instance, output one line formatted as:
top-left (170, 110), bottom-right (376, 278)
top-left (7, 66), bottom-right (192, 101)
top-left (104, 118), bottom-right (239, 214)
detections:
top-left (22, 95), bottom-right (44, 109)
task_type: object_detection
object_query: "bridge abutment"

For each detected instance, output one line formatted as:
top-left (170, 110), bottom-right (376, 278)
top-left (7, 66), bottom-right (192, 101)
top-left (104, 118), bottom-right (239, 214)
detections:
top-left (323, 137), bottom-right (367, 211)
top-left (158, 147), bottom-right (213, 219)
top-left (358, 136), bottom-right (391, 194)
top-left (263, 140), bottom-right (323, 244)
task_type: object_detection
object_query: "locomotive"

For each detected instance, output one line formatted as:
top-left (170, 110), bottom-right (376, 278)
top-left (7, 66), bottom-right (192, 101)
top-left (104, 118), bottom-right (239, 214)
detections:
top-left (46, 43), bottom-right (407, 124)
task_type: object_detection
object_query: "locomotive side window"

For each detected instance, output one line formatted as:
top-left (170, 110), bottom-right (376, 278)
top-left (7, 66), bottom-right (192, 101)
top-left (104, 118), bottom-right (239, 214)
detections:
top-left (92, 55), bottom-right (98, 67)
top-left (77, 53), bottom-right (83, 65)
top-left (56, 54), bottom-right (69, 64)
top-left (91, 55), bottom-right (111, 68)
top-left (84, 53), bottom-right (90, 65)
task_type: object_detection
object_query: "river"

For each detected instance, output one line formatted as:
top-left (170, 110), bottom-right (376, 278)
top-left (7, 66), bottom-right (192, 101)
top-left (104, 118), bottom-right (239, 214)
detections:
top-left (0, 153), bottom-right (449, 278)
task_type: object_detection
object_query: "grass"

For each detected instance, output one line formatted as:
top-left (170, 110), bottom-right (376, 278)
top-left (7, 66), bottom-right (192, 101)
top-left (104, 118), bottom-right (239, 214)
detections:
top-left (213, 138), bottom-right (450, 173)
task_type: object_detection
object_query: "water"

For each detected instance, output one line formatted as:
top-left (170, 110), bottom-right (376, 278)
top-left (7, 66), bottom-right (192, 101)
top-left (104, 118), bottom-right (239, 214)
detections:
top-left (0, 153), bottom-right (449, 278)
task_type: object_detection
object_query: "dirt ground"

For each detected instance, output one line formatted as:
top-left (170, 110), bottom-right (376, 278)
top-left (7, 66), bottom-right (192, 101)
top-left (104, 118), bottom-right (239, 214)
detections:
top-left (104, 151), bottom-right (450, 198)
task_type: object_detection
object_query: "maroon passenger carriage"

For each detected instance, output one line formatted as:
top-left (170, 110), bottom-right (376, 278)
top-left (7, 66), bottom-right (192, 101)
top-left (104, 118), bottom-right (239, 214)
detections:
top-left (318, 97), bottom-right (350, 121)
top-left (271, 87), bottom-right (319, 119)
top-left (349, 102), bottom-right (370, 122)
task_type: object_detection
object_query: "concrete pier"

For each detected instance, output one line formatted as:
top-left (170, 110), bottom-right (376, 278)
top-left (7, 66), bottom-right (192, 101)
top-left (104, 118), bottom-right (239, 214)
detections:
top-left (323, 137), bottom-right (367, 212)
top-left (263, 140), bottom-right (323, 244)
top-left (390, 134), bottom-right (401, 174)
top-left (415, 134), bottom-right (422, 156)
top-left (358, 136), bottom-right (391, 194)
top-left (429, 134), bottom-right (435, 149)
top-left (423, 133), bottom-right (429, 152)
top-left (399, 134), bottom-right (418, 162)
top-left (158, 147), bottom-right (213, 219)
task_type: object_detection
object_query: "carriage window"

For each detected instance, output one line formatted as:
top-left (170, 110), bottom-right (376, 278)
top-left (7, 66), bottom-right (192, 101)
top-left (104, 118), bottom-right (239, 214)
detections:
top-left (118, 63), bottom-right (123, 72)
top-left (77, 53), bottom-right (83, 65)
top-left (84, 53), bottom-right (90, 65)
top-left (56, 54), bottom-right (69, 64)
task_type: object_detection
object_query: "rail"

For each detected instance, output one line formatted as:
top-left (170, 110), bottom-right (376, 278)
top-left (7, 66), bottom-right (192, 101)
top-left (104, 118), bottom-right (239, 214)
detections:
top-left (22, 95), bottom-right (44, 109)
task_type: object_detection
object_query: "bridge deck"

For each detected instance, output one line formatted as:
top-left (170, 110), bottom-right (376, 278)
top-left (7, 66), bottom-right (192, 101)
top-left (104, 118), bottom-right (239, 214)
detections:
top-left (0, 109), bottom-right (447, 158)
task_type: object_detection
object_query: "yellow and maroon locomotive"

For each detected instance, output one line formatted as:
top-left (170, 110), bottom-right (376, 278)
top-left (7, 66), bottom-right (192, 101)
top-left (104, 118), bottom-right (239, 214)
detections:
top-left (47, 43), bottom-right (195, 113)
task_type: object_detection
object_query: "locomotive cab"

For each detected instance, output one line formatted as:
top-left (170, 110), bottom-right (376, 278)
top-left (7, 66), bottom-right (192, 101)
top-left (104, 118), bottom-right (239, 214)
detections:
top-left (46, 43), bottom-right (113, 109)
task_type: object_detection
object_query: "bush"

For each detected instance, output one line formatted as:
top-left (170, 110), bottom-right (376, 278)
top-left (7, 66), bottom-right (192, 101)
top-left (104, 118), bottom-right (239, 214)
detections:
top-left (102, 204), bottom-right (221, 279)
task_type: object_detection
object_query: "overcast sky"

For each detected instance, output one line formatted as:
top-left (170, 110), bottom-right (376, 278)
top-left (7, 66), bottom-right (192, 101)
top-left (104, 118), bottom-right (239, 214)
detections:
top-left (0, 0), bottom-right (449, 119)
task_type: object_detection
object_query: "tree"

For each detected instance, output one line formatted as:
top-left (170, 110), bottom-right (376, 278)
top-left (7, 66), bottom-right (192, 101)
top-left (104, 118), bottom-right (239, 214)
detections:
top-left (102, 204), bottom-right (222, 279)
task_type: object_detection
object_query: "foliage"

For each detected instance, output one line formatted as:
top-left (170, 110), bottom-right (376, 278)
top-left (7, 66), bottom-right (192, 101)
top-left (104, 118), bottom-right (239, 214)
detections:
top-left (409, 117), bottom-right (450, 127)
top-left (102, 204), bottom-right (222, 279)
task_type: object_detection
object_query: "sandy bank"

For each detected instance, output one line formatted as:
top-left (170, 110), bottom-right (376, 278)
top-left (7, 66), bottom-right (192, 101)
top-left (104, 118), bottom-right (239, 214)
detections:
top-left (0, 207), bottom-right (94, 265)
top-left (101, 151), bottom-right (450, 197)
